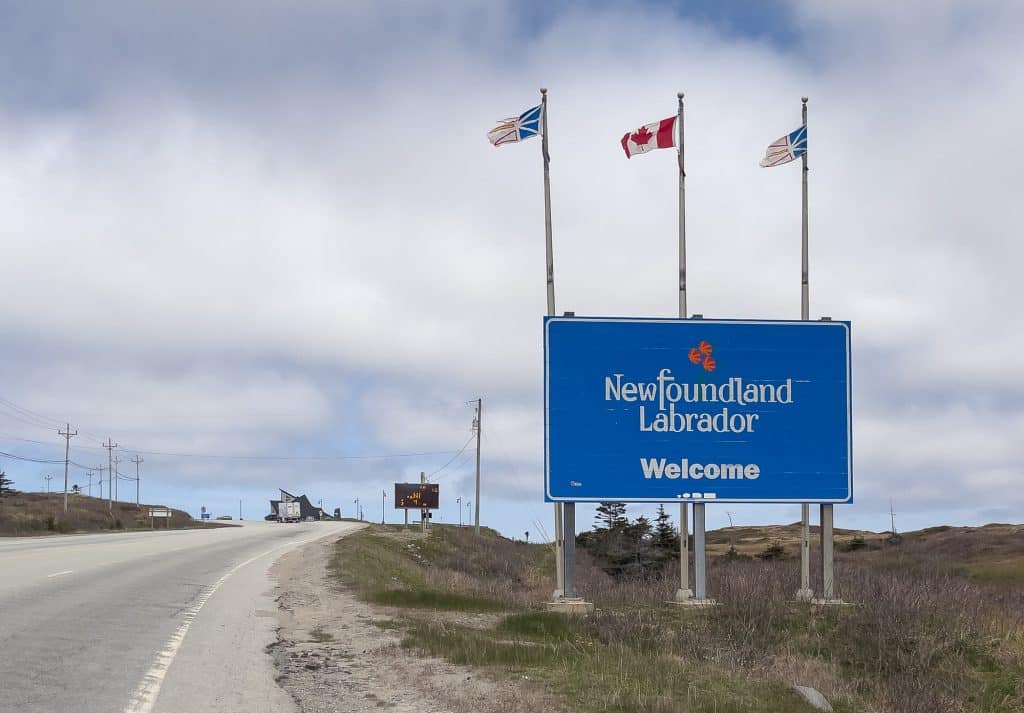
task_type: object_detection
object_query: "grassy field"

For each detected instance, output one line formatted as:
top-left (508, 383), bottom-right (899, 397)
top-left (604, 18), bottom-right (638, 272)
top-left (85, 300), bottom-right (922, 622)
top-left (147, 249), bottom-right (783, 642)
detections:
top-left (329, 524), bottom-right (1024, 713)
top-left (0, 492), bottom-right (218, 535)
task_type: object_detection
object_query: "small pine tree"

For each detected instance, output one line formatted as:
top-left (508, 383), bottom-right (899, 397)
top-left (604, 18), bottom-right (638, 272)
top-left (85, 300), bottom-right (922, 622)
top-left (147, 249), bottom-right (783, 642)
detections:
top-left (594, 502), bottom-right (628, 531)
top-left (0, 470), bottom-right (16, 497)
top-left (653, 505), bottom-right (679, 553)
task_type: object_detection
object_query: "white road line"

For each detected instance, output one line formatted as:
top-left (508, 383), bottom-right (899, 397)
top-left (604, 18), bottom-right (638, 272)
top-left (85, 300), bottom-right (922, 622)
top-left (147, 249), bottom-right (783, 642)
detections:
top-left (122, 529), bottom-right (342, 713)
top-left (46, 570), bottom-right (73, 578)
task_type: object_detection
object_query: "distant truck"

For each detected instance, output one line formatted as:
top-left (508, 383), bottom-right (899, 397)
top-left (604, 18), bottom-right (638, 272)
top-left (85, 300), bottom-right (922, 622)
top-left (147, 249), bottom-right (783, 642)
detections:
top-left (278, 501), bottom-right (301, 523)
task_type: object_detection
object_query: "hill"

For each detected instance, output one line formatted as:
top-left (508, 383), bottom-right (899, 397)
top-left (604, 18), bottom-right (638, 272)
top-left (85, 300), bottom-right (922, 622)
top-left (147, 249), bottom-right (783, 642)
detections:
top-left (0, 492), bottom-right (215, 536)
top-left (323, 523), bottom-right (1024, 713)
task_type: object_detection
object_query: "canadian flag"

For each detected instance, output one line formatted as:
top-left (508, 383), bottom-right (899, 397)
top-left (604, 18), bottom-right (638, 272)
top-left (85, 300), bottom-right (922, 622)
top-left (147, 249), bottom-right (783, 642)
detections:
top-left (620, 116), bottom-right (677, 158)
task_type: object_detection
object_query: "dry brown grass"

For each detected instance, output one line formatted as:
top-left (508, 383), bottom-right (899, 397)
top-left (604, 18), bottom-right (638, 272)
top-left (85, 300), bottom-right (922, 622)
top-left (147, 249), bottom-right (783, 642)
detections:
top-left (0, 491), bottom-right (209, 535)
top-left (335, 524), bottom-right (1024, 713)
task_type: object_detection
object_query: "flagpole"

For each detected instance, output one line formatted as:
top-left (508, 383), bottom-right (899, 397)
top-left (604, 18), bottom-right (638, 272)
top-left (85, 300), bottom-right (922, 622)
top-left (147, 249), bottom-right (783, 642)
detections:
top-left (541, 87), bottom-right (565, 599)
top-left (797, 96), bottom-right (813, 602)
top-left (801, 96), bottom-right (834, 600)
top-left (674, 91), bottom-right (693, 603)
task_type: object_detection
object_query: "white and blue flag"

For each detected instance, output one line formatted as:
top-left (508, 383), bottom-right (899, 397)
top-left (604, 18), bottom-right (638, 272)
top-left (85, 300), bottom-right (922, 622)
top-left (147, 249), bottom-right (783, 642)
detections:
top-left (760, 124), bottom-right (807, 167)
top-left (487, 104), bottom-right (542, 147)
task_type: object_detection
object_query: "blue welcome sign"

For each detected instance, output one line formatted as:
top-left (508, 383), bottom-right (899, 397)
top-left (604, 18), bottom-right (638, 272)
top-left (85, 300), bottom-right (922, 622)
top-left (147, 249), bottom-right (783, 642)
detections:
top-left (544, 317), bottom-right (852, 503)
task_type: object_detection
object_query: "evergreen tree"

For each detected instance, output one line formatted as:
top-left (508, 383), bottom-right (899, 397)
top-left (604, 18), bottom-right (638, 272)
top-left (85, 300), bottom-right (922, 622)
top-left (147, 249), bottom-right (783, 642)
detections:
top-left (594, 502), bottom-right (628, 531)
top-left (653, 505), bottom-right (679, 553)
top-left (0, 470), bottom-right (16, 496)
top-left (628, 515), bottom-right (653, 542)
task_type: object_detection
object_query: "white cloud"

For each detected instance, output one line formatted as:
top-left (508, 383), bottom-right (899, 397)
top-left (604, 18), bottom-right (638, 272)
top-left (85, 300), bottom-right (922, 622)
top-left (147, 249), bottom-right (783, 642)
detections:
top-left (0, 0), bottom-right (1022, 532)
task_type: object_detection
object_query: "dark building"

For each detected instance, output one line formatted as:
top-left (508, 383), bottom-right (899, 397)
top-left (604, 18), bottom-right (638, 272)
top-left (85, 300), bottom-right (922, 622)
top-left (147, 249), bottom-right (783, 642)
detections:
top-left (266, 489), bottom-right (333, 521)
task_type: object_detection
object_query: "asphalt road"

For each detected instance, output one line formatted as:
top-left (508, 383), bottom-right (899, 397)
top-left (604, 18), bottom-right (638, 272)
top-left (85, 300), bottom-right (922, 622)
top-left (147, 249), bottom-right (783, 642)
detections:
top-left (0, 520), bottom-right (362, 713)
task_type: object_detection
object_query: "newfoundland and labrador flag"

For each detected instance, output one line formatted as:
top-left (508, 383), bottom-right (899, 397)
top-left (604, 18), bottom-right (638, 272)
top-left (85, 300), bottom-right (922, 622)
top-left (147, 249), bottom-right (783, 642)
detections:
top-left (760, 124), bottom-right (807, 167)
top-left (487, 104), bottom-right (542, 147)
top-left (621, 116), bottom-right (677, 158)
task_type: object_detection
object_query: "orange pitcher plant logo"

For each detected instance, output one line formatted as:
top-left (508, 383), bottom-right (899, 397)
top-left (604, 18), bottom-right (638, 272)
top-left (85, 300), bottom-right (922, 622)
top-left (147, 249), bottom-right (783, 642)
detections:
top-left (688, 340), bottom-right (716, 372)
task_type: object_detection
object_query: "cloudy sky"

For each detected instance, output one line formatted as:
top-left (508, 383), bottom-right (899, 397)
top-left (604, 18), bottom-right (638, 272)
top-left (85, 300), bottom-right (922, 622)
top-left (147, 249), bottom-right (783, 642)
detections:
top-left (1, 0), bottom-right (1021, 536)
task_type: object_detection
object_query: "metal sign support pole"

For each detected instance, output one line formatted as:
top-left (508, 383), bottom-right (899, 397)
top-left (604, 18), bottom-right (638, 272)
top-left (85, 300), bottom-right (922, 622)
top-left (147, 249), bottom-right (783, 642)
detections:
top-left (562, 503), bottom-right (575, 598)
top-left (821, 503), bottom-right (834, 598)
top-left (693, 503), bottom-right (706, 599)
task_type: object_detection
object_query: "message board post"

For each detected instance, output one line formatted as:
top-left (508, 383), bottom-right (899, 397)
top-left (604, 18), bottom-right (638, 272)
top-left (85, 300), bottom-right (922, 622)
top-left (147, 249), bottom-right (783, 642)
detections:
top-left (544, 317), bottom-right (852, 504)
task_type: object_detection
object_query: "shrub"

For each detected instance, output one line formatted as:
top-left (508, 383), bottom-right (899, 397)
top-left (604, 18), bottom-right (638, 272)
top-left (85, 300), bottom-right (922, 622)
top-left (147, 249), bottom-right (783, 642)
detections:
top-left (758, 541), bottom-right (787, 560)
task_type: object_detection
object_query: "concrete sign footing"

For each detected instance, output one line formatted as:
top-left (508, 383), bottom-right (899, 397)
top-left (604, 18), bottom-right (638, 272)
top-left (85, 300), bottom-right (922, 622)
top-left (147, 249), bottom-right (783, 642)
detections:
top-left (795, 588), bottom-right (815, 602)
top-left (673, 588), bottom-right (693, 602)
top-left (666, 598), bottom-right (719, 609)
top-left (546, 598), bottom-right (594, 615)
top-left (810, 598), bottom-right (850, 607)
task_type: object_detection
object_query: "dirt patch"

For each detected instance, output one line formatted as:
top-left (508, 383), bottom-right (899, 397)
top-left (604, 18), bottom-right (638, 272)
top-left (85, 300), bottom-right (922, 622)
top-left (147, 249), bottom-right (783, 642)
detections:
top-left (270, 535), bottom-right (558, 713)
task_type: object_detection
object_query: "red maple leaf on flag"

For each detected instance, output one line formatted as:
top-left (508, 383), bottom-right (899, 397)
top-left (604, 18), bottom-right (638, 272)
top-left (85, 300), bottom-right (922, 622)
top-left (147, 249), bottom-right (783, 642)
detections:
top-left (630, 125), bottom-right (653, 146)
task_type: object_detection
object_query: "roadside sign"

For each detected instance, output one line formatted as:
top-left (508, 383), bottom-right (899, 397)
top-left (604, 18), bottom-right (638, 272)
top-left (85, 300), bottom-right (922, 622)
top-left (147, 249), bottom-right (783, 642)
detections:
top-left (394, 483), bottom-right (440, 509)
top-left (200, 512), bottom-right (211, 520)
top-left (544, 317), bottom-right (852, 503)
top-left (148, 508), bottom-right (171, 518)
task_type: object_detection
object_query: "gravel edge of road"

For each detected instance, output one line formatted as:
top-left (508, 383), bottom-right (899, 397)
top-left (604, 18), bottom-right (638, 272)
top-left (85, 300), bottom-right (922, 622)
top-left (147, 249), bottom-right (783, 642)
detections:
top-left (268, 534), bottom-right (558, 713)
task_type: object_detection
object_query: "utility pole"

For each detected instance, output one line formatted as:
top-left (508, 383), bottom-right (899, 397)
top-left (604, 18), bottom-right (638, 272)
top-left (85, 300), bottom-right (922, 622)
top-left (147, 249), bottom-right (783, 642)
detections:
top-left (103, 439), bottom-right (117, 511)
top-left (113, 455), bottom-right (122, 502)
top-left (96, 466), bottom-right (105, 500)
top-left (58, 423), bottom-right (77, 513)
top-left (381, 490), bottom-right (387, 525)
top-left (473, 398), bottom-right (482, 535)
top-left (890, 499), bottom-right (897, 537)
top-left (130, 455), bottom-right (143, 508)
top-left (44, 474), bottom-right (53, 493)
top-left (457, 496), bottom-right (462, 527)
top-left (86, 470), bottom-right (94, 497)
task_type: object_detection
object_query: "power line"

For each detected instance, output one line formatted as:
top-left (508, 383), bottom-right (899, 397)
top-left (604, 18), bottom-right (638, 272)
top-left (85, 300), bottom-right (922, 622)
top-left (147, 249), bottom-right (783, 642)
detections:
top-left (0, 398), bottom-right (65, 429)
top-left (426, 433), bottom-right (475, 479)
top-left (0, 450), bottom-right (65, 464)
top-left (430, 448), bottom-right (477, 483)
top-left (1, 435), bottom-right (465, 463)
top-left (0, 396), bottom-right (472, 467)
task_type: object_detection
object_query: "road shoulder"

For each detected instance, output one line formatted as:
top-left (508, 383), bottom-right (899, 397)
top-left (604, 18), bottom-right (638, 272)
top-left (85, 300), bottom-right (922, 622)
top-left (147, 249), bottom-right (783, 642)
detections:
top-left (271, 535), bottom-right (551, 713)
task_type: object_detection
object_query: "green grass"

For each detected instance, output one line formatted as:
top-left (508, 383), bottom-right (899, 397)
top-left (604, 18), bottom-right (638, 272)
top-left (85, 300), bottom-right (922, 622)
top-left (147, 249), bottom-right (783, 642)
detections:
top-left (368, 588), bottom-right (506, 612)
top-left (497, 612), bottom-right (577, 641)
top-left (402, 617), bottom-right (819, 713)
top-left (966, 557), bottom-right (1024, 584)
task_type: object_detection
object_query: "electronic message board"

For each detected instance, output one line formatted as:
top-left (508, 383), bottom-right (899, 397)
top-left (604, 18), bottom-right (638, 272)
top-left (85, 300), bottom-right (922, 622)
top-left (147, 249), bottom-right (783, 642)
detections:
top-left (394, 483), bottom-right (440, 509)
top-left (544, 317), bottom-right (851, 503)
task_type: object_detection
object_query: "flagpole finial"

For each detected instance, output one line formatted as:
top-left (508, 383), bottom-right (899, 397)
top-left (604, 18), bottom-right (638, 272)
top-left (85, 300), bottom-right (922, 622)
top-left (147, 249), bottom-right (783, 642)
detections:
top-left (801, 96), bottom-right (808, 104)
top-left (540, 87), bottom-right (547, 95)
top-left (677, 91), bottom-right (684, 99)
